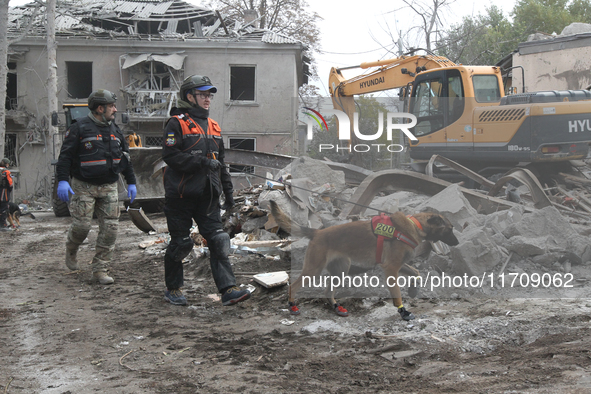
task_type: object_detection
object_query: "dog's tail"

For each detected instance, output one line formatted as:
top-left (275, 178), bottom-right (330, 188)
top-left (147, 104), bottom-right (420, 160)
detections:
top-left (269, 200), bottom-right (317, 239)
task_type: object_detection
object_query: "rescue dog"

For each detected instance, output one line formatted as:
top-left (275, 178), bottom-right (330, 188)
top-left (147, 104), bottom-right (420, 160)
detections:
top-left (7, 202), bottom-right (35, 228)
top-left (269, 200), bottom-right (459, 320)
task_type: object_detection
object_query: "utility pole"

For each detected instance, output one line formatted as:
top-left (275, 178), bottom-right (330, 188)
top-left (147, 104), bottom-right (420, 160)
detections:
top-left (47, 0), bottom-right (58, 157)
top-left (0, 0), bottom-right (9, 158)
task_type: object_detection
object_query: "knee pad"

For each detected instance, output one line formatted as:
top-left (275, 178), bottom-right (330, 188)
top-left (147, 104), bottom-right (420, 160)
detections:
top-left (168, 236), bottom-right (194, 261)
top-left (209, 231), bottom-right (230, 255)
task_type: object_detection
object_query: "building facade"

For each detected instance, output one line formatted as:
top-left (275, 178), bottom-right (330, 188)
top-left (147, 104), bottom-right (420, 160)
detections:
top-left (6, 0), bottom-right (307, 201)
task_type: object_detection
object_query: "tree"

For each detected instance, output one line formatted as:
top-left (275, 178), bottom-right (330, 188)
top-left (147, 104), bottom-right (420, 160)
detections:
top-left (395, 0), bottom-right (457, 52)
top-left (512, 0), bottom-right (574, 36)
top-left (438, 6), bottom-right (518, 65)
top-left (47, 0), bottom-right (58, 140)
top-left (439, 0), bottom-right (591, 67)
top-left (0, 0), bottom-right (9, 157)
top-left (206, 0), bottom-right (321, 77)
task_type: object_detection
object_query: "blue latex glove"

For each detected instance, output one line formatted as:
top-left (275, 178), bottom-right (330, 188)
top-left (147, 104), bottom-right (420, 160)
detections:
top-left (57, 181), bottom-right (74, 202)
top-left (128, 184), bottom-right (137, 203)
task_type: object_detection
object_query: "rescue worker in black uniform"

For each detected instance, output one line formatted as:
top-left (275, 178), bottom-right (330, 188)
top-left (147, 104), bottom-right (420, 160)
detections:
top-left (56, 89), bottom-right (137, 284)
top-left (161, 75), bottom-right (250, 306)
top-left (0, 158), bottom-right (14, 231)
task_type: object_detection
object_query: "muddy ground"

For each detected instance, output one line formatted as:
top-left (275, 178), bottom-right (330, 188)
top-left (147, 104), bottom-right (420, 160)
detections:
top-left (1, 211), bottom-right (591, 394)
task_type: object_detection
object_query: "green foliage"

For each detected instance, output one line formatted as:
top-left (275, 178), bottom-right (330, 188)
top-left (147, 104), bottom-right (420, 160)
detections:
top-left (438, 6), bottom-right (520, 65)
top-left (439, 0), bottom-right (591, 66)
top-left (513, 0), bottom-right (573, 36)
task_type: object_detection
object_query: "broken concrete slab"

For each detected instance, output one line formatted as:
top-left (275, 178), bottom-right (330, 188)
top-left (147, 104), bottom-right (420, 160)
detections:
top-left (501, 206), bottom-right (578, 246)
top-left (253, 271), bottom-right (289, 288)
top-left (241, 216), bottom-right (269, 233)
top-left (280, 157), bottom-right (346, 194)
top-left (506, 236), bottom-right (554, 257)
top-left (365, 191), bottom-right (431, 216)
top-left (450, 225), bottom-right (505, 276)
top-left (416, 184), bottom-right (480, 230)
top-left (483, 205), bottom-right (525, 235)
top-left (259, 189), bottom-right (308, 226)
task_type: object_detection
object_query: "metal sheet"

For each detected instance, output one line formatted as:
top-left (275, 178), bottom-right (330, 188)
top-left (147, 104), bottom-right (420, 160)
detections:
top-left (338, 169), bottom-right (516, 219)
top-left (127, 207), bottom-right (158, 233)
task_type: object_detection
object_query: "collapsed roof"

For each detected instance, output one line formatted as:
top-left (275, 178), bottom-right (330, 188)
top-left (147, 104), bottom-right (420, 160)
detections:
top-left (8, 0), bottom-right (301, 44)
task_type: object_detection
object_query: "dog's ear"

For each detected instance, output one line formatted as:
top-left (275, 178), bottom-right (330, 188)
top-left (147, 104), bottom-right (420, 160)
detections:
top-left (427, 215), bottom-right (446, 227)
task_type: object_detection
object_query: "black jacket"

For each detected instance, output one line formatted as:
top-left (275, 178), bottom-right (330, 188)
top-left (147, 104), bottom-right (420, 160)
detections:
top-left (56, 116), bottom-right (136, 186)
top-left (162, 104), bottom-right (233, 199)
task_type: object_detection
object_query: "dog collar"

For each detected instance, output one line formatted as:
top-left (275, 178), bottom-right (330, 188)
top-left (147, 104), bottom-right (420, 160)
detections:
top-left (407, 215), bottom-right (423, 231)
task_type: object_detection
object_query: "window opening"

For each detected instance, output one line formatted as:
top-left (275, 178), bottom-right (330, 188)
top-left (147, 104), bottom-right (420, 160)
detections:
top-left (228, 138), bottom-right (255, 174)
top-left (230, 66), bottom-right (255, 101)
top-left (66, 62), bottom-right (93, 99)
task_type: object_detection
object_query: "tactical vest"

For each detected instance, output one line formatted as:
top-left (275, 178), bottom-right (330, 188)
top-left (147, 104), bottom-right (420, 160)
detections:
top-left (0, 168), bottom-right (11, 189)
top-left (76, 117), bottom-right (127, 179)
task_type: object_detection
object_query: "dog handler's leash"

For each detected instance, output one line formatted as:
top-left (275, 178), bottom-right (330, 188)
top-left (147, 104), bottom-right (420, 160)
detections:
top-left (243, 172), bottom-right (398, 216)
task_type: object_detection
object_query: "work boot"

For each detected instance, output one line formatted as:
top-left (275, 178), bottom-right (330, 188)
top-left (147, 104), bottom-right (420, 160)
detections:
top-left (164, 289), bottom-right (187, 306)
top-left (93, 271), bottom-right (114, 285)
top-left (65, 248), bottom-right (79, 271)
top-left (221, 286), bottom-right (251, 306)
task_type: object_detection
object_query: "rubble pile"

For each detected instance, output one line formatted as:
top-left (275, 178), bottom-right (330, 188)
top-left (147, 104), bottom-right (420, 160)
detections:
top-left (135, 156), bottom-right (591, 301)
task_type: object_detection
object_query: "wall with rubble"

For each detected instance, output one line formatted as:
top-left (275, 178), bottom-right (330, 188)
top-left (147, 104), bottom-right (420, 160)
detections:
top-left (512, 23), bottom-right (591, 92)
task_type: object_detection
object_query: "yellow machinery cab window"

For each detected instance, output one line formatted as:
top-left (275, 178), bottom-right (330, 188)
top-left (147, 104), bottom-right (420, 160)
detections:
top-left (473, 75), bottom-right (501, 103)
top-left (409, 69), bottom-right (464, 137)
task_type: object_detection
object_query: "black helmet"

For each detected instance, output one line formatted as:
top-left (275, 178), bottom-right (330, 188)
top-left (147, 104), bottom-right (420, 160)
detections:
top-left (88, 89), bottom-right (117, 110)
top-left (1, 158), bottom-right (10, 166)
top-left (180, 75), bottom-right (217, 100)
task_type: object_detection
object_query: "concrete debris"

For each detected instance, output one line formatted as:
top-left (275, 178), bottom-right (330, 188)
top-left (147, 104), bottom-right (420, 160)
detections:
top-left (134, 153), bottom-right (591, 301)
top-left (416, 184), bottom-right (480, 230)
top-left (279, 157), bottom-right (346, 194)
top-left (252, 271), bottom-right (289, 288)
top-left (450, 225), bottom-right (506, 277)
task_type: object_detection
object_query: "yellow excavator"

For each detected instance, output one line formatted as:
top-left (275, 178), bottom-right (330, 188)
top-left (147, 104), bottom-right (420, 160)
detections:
top-left (329, 53), bottom-right (591, 176)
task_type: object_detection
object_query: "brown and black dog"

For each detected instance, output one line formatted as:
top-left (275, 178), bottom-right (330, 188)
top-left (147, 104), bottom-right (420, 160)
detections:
top-left (270, 200), bottom-right (459, 321)
top-left (7, 202), bottom-right (35, 228)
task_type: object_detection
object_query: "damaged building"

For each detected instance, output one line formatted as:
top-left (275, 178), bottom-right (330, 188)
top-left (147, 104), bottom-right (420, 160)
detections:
top-left (6, 0), bottom-right (308, 201)
top-left (509, 22), bottom-right (591, 93)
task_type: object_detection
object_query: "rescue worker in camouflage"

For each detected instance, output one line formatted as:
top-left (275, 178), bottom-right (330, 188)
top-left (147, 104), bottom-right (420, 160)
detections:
top-left (0, 158), bottom-right (14, 231)
top-left (56, 89), bottom-right (137, 284)
top-left (161, 74), bottom-right (250, 306)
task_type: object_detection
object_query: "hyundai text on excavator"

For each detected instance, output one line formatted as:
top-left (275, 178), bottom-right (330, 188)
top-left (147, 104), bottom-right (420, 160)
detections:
top-left (328, 53), bottom-right (591, 177)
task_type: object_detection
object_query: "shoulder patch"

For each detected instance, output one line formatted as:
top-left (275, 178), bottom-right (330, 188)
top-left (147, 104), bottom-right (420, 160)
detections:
top-left (165, 135), bottom-right (176, 146)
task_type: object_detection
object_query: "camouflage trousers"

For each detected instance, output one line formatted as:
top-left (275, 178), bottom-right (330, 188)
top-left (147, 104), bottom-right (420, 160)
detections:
top-left (67, 177), bottom-right (120, 272)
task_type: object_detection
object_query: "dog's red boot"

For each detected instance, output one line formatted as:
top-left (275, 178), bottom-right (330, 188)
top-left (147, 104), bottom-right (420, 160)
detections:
top-left (334, 303), bottom-right (349, 317)
top-left (289, 302), bottom-right (300, 316)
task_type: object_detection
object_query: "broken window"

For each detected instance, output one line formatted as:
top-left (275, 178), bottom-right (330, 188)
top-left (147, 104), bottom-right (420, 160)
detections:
top-left (230, 66), bottom-right (256, 101)
top-left (5, 63), bottom-right (17, 110)
top-left (121, 53), bottom-right (186, 118)
top-left (228, 137), bottom-right (255, 174)
top-left (66, 62), bottom-right (92, 99)
top-left (4, 134), bottom-right (17, 168)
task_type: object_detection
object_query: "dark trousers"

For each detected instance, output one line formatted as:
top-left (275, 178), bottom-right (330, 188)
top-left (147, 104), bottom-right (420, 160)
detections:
top-left (164, 194), bottom-right (236, 292)
top-left (0, 198), bottom-right (8, 227)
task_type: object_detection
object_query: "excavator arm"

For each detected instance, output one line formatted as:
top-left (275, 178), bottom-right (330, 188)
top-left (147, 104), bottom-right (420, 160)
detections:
top-left (328, 54), bottom-right (457, 98)
top-left (328, 55), bottom-right (457, 146)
